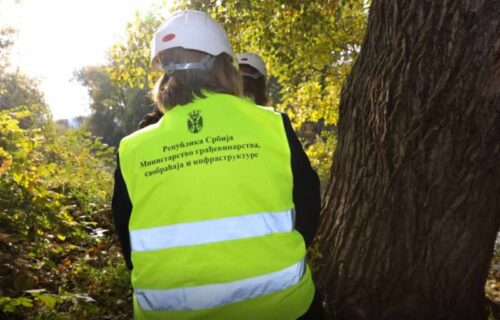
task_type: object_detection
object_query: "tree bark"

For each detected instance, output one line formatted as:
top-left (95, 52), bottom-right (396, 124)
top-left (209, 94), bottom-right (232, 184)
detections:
top-left (318, 1), bottom-right (500, 319)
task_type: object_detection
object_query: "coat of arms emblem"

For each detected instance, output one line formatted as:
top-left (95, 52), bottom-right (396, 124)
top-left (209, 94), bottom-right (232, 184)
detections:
top-left (187, 110), bottom-right (203, 134)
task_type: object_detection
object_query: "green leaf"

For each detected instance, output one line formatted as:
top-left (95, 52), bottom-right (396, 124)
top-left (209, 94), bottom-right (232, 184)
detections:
top-left (37, 294), bottom-right (57, 309)
top-left (17, 297), bottom-right (33, 308)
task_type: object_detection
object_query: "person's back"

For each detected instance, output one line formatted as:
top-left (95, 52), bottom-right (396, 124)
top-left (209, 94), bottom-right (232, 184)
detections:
top-left (120, 93), bottom-right (314, 319)
top-left (112, 10), bottom-right (322, 320)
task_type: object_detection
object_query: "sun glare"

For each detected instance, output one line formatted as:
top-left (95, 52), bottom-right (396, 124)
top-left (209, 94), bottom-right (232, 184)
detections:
top-left (0, 0), bottom-right (169, 120)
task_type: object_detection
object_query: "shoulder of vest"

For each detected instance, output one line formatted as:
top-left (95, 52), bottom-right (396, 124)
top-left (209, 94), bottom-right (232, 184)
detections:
top-left (255, 105), bottom-right (276, 112)
top-left (119, 121), bottom-right (162, 154)
top-left (251, 104), bottom-right (282, 120)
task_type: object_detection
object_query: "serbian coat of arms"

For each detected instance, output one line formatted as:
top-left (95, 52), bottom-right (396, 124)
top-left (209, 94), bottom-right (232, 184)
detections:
top-left (187, 110), bottom-right (203, 134)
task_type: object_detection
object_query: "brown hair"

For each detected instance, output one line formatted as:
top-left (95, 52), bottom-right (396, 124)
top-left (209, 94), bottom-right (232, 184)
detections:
top-left (153, 47), bottom-right (242, 111)
top-left (240, 65), bottom-right (269, 106)
top-left (138, 107), bottom-right (163, 129)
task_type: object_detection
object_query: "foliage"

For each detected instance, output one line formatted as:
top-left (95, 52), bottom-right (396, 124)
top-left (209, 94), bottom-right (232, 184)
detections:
top-left (0, 23), bottom-right (130, 320)
top-left (306, 133), bottom-right (337, 190)
top-left (0, 71), bottom-right (52, 129)
top-left (75, 13), bottom-right (160, 147)
top-left (73, 66), bottom-right (127, 146)
top-left (0, 27), bottom-right (16, 70)
top-left (106, 12), bottom-right (163, 91)
top-left (486, 238), bottom-right (500, 312)
top-left (0, 108), bottom-right (131, 319)
top-left (0, 25), bottom-right (52, 129)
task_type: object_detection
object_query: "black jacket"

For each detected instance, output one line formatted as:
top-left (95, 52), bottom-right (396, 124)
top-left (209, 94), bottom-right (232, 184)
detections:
top-left (111, 113), bottom-right (321, 270)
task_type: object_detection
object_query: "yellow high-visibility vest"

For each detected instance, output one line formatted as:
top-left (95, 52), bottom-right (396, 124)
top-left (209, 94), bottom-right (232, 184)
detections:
top-left (119, 92), bottom-right (315, 320)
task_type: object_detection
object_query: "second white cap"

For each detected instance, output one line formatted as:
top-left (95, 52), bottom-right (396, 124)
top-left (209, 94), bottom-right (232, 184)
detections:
top-left (237, 53), bottom-right (267, 79)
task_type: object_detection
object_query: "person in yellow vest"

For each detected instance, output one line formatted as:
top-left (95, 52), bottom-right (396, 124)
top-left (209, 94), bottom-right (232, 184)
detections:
top-left (112, 10), bottom-right (323, 320)
top-left (237, 52), bottom-right (269, 106)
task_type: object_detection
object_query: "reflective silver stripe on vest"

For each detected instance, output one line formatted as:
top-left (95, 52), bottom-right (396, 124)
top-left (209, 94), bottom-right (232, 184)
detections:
top-left (135, 258), bottom-right (305, 311)
top-left (130, 209), bottom-right (295, 252)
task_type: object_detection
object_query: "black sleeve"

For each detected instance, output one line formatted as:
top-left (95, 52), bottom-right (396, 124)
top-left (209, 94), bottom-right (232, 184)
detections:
top-left (111, 154), bottom-right (133, 270)
top-left (281, 113), bottom-right (321, 247)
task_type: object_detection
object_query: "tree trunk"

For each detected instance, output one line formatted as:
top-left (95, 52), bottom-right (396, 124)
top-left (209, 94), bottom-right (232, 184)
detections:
top-left (318, 1), bottom-right (500, 319)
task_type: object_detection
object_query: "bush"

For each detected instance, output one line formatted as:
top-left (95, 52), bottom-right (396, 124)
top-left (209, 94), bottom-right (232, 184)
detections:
top-left (0, 109), bottom-right (131, 319)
